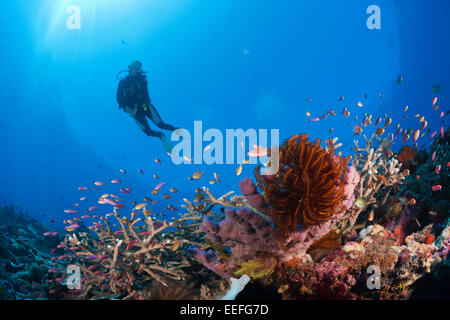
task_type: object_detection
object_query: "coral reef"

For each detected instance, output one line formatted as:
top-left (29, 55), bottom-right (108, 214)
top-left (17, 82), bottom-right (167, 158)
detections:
top-left (190, 132), bottom-right (449, 300)
top-left (0, 205), bottom-right (59, 300)
top-left (3, 129), bottom-right (449, 300)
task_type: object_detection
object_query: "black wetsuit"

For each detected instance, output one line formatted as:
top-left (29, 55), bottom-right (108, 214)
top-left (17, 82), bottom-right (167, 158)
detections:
top-left (116, 73), bottom-right (176, 137)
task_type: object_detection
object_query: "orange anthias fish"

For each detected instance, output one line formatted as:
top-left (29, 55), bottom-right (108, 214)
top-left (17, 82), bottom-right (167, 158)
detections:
top-left (414, 129), bottom-right (420, 143)
top-left (247, 145), bottom-right (268, 158)
top-left (192, 171), bottom-right (203, 179)
top-left (134, 203), bottom-right (147, 210)
top-left (432, 96), bottom-right (438, 107)
top-left (236, 164), bottom-right (243, 176)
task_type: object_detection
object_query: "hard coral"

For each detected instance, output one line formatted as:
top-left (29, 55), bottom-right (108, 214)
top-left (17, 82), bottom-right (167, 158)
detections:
top-left (255, 134), bottom-right (348, 231)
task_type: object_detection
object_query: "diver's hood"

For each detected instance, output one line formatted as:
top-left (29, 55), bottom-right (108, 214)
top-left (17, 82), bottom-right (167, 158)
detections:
top-left (116, 69), bottom-right (147, 80)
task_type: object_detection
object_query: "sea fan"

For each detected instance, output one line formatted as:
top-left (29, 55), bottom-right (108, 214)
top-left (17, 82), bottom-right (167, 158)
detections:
top-left (255, 134), bottom-right (347, 231)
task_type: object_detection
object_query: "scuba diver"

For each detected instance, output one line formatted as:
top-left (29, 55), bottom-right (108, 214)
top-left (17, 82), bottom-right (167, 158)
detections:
top-left (116, 61), bottom-right (177, 152)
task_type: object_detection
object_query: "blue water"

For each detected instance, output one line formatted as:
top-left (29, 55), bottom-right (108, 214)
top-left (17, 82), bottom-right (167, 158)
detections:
top-left (0, 0), bottom-right (449, 227)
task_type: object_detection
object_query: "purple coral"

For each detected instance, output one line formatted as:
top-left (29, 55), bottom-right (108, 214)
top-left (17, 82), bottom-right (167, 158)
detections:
top-left (342, 166), bottom-right (360, 210)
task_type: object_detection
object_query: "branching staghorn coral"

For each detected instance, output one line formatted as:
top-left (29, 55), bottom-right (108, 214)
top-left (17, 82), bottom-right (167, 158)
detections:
top-left (254, 134), bottom-right (348, 232)
top-left (181, 188), bottom-right (248, 223)
top-left (64, 209), bottom-right (204, 299)
top-left (337, 134), bottom-right (408, 236)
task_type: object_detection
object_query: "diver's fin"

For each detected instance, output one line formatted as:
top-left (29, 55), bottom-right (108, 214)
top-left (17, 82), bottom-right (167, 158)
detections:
top-left (160, 136), bottom-right (174, 154)
top-left (173, 128), bottom-right (186, 139)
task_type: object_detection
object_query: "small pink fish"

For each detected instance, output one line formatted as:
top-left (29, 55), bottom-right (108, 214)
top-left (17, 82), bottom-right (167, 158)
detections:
top-left (126, 239), bottom-right (137, 251)
top-left (308, 117), bottom-right (320, 122)
top-left (105, 212), bottom-right (115, 217)
top-left (431, 131), bottom-right (437, 139)
top-left (102, 198), bottom-right (117, 206)
top-left (154, 158), bottom-right (161, 164)
top-left (43, 232), bottom-right (59, 237)
top-left (67, 224), bottom-right (80, 229)
top-left (432, 152), bottom-right (436, 161)
top-left (374, 117), bottom-right (381, 126)
top-left (435, 165), bottom-right (441, 174)
top-left (94, 181), bottom-right (104, 186)
top-left (87, 265), bottom-right (97, 271)
top-left (153, 174), bottom-right (159, 179)
top-left (80, 197), bottom-right (86, 201)
top-left (114, 204), bottom-right (125, 209)
top-left (247, 145), bottom-right (268, 158)
top-left (441, 126), bottom-right (444, 138)
top-left (64, 209), bottom-right (78, 214)
top-left (119, 188), bottom-right (130, 194)
top-left (81, 215), bottom-right (91, 219)
top-left (88, 206), bottom-right (99, 211)
top-left (154, 182), bottom-right (166, 190)
top-left (138, 169), bottom-right (144, 174)
top-left (78, 187), bottom-right (88, 191)
top-left (432, 185), bottom-right (442, 192)
top-left (120, 169), bottom-right (127, 174)
top-left (88, 224), bottom-right (103, 230)
top-left (110, 179), bottom-right (121, 184)
top-left (440, 111), bottom-right (444, 118)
